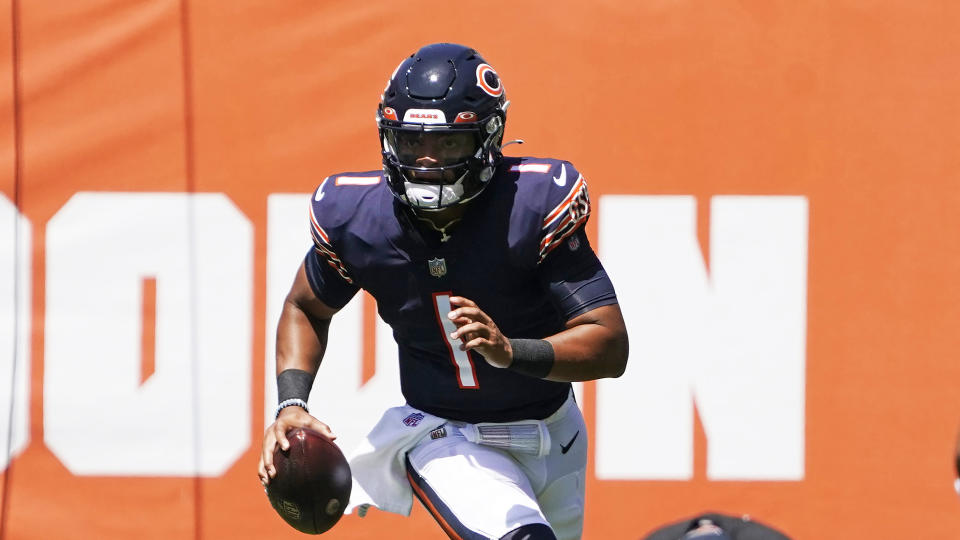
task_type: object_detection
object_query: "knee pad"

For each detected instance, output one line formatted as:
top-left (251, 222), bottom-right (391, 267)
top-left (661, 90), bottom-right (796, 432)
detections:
top-left (499, 523), bottom-right (557, 540)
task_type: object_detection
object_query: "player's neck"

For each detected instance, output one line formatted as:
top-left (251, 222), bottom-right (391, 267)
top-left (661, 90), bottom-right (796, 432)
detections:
top-left (413, 205), bottom-right (467, 242)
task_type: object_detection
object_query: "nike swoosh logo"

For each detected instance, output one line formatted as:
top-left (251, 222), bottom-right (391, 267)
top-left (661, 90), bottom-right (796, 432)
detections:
top-left (560, 430), bottom-right (579, 454)
top-left (314, 178), bottom-right (328, 201)
top-left (552, 164), bottom-right (567, 187)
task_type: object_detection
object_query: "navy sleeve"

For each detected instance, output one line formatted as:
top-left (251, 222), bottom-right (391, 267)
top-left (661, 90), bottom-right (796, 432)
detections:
top-left (303, 248), bottom-right (359, 309)
top-left (305, 179), bottom-right (362, 309)
top-left (537, 227), bottom-right (618, 320)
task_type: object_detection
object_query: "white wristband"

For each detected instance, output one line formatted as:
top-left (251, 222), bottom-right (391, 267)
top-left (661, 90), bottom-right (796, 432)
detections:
top-left (275, 398), bottom-right (309, 419)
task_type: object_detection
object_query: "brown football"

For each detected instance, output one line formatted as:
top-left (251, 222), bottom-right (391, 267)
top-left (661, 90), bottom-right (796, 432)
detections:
top-left (266, 428), bottom-right (352, 535)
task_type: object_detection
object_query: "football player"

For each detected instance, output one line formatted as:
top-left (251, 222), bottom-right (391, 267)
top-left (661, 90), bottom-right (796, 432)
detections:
top-left (258, 42), bottom-right (629, 540)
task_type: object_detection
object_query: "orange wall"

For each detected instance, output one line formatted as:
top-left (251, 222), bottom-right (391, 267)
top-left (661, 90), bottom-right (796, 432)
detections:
top-left (2, 1), bottom-right (959, 538)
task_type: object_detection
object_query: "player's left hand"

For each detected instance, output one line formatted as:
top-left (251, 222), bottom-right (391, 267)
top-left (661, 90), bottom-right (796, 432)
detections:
top-left (448, 296), bottom-right (513, 369)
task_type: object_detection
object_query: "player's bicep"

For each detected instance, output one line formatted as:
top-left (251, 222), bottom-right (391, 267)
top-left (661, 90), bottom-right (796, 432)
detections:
top-left (563, 302), bottom-right (625, 334)
top-left (276, 261), bottom-right (340, 376)
top-left (287, 258), bottom-right (343, 322)
top-left (537, 228), bottom-right (618, 321)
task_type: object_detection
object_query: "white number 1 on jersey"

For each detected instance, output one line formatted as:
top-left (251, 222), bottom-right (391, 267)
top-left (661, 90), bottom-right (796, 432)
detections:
top-left (432, 293), bottom-right (479, 388)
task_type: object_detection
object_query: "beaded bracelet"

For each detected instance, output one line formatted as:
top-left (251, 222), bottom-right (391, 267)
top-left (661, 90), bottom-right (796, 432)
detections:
top-left (275, 398), bottom-right (309, 419)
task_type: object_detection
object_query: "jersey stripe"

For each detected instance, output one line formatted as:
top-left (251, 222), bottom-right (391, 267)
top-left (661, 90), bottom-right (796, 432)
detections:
top-left (543, 174), bottom-right (587, 229)
top-left (309, 205), bottom-right (354, 284)
top-left (539, 175), bottom-right (590, 263)
top-left (309, 206), bottom-right (330, 243)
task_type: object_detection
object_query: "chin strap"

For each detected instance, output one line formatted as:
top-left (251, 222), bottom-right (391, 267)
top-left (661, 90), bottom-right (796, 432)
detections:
top-left (500, 139), bottom-right (524, 149)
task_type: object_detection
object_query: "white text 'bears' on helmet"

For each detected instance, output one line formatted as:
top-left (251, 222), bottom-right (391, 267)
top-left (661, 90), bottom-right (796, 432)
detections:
top-left (377, 43), bottom-right (508, 212)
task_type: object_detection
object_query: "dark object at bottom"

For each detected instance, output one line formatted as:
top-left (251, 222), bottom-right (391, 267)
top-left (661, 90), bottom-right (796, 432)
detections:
top-left (266, 428), bottom-right (352, 535)
top-left (642, 512), bottom-right (791, 540)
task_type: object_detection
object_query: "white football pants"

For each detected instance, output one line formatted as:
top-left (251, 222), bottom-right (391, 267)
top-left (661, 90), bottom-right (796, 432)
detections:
top-left (405, 393), bottom-right (587, 540)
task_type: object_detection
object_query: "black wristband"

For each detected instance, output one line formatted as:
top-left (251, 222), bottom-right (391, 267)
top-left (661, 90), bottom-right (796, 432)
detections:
top-left (507, 338), bottom-right (555, 379)
top-left (277, 369), bottom-right (314, 403)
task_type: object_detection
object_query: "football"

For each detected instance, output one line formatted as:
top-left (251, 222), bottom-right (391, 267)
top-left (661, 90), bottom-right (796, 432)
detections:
top-left (266, 427), bottom-right (353, 535)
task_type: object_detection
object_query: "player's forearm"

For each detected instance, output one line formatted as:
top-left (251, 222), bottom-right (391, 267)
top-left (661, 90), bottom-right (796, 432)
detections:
top-left (542, 304), bottom-right (628, 382)
top-left (273, 299), bottom-right (330, 417)
top-left (275, 261), bottom-right (339, 377)
top-left (275, 299), bottom-right (330, 376)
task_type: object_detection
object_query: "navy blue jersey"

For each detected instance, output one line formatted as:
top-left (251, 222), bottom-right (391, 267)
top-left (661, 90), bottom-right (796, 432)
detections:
top-left (304, 156), bottom-right (617, 423)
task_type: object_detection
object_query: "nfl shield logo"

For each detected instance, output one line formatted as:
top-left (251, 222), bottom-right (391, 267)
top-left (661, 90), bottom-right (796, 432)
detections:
top-left (402, 413), bottom-right (425, 427)
top-left (428, 257), bottom-right (447, 278)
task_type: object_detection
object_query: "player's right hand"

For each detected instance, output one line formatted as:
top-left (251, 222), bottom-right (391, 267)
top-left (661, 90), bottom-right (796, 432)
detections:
top-left (258, 407), bottom-right (334, 487)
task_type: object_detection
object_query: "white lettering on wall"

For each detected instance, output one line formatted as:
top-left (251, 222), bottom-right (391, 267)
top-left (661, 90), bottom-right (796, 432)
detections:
top-left (0, 194), bottom-right (31, 471)
top-left (44, 193), bottom-right (252, 476)
top-left (33, 191), bottom-right (806, 480)
top-left (596, 195), bottom-right (807, 480)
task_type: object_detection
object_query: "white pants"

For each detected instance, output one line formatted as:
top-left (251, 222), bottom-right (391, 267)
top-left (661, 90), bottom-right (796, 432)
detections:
top-left (405, 394), bottom-right (587, 540)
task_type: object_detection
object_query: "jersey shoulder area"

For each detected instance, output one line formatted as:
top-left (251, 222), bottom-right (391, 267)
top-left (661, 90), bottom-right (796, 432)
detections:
top-left (501, 156), bottom-right (591, 263)
top-left (309, 169), bottom-right (385, 229)
top-left (504, 156), bottom-right (586, 209)
top-left (308, 169), bottom-right (386, 269)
